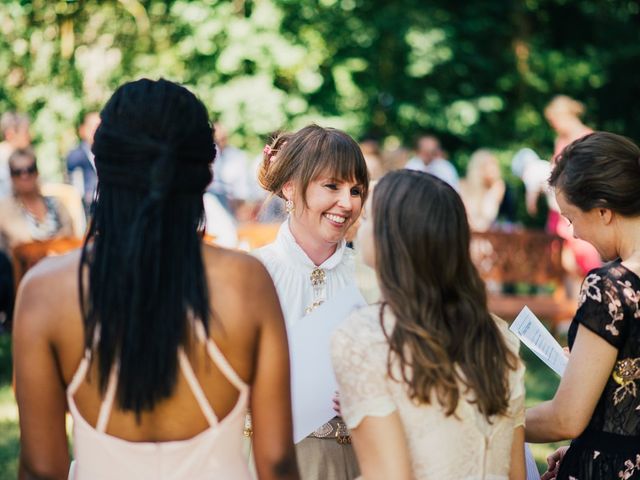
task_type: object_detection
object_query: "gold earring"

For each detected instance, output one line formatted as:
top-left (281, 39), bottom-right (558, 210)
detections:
top-left (285, 199), bottom-right (294, 214)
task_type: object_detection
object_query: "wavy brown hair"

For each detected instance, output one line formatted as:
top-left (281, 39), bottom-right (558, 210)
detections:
top-left (372, 170), bottom-right (517, 420)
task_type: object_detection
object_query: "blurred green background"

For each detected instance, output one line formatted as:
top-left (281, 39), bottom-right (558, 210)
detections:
top-left (0, 0), bottom-right (632, 475)
top-left (1, 0), bottom-right (639, 180)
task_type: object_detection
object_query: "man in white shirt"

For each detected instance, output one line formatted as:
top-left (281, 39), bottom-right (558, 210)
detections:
top-left (405, 135), bottom-right (459, 190)
top-left (511, 148), bottom-right (556, 216)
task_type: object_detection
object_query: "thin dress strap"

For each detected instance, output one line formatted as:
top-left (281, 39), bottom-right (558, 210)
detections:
top-left (67, 326), bottom-right (102, 397)
top-left (194, 321), bottom-right (248, 392)
top-left (96, 362), bottom-right (118, 433)
top-left (177, 347), bottom-right (218, 426)
top-left (67, 350), bottom-right (92, 397)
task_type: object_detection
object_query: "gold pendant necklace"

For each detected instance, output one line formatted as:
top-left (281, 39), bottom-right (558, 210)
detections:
top-left (304, 267), bottom-right (326, 315)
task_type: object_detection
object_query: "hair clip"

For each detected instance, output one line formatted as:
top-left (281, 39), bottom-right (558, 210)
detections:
top-left (263, 144), bottom-right (279, 164)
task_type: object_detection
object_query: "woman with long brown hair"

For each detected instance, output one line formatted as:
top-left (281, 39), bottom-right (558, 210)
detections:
top-left (331, 169), bottom-right (526, 479)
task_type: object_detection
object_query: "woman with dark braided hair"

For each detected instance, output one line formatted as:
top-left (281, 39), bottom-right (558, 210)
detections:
top-left (331, 170), bottom-right (526, 479)
top-left (13, 79), bottom-right (298, 480)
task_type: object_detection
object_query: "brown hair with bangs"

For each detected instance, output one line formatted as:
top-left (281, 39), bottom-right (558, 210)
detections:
top-left (372, 170), bottom-right (518, 420)
top-left (258, 124), bottom-right (369, 205)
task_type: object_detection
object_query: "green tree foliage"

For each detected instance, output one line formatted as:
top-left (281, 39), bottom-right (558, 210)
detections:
top-left (0, 0), bottom-right (638, 179)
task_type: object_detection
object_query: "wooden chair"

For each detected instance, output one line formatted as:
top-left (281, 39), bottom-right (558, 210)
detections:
top-left (470, 230), bottom-right (577, 329)
top-left (11, 237), bottom-right (83, 289)
top-left (236, 223), bottom-right (280, 251)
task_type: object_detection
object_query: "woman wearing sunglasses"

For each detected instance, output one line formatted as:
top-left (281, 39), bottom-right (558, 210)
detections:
top-left (0, 148), bottom-right (74, 254)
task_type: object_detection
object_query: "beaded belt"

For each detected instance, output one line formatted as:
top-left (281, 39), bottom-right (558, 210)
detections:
top-left (244, 414), bottom-right (351, 445)
top-left (308, 417), bottom-right (351, 444)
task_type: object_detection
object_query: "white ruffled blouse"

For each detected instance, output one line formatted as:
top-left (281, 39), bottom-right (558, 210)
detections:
top-left (254, 220), bottom-right (356, 329)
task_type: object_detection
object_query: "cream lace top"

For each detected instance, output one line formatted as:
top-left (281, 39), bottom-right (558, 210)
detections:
top-left (331, 305), bottom-right (526, 479)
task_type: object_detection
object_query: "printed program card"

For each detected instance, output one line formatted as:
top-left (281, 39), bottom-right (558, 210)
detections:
top-left (288, 284), bottom-right (367, 443)
top-left (509, 306), bottom-right (568, 377)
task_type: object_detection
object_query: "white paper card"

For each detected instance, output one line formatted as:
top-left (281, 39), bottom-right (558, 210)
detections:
top-left (509, 306), bottom-right (568, 377)
top-left (289, 284), bottom-right (367, 443)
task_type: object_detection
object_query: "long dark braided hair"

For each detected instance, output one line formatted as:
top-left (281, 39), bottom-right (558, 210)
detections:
top-left (80, 79), bottom-right (215, 415)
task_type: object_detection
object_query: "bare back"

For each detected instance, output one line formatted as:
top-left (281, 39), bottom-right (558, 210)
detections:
top-left (13, 243), bottom-right (297, 479)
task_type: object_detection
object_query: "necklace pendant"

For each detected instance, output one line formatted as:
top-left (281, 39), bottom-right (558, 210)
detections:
top-left (310, 267), bottom-right (326, 287)
top-left (304, 299), bottom-right (324, 315)
top-left (304, 267), bottom-right (327, 315)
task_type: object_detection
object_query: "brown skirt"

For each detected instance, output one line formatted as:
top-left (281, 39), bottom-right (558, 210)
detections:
top-left (244, 416), bottom-right (359, 480)
top-left (295, 435), bottom-right (360, 480)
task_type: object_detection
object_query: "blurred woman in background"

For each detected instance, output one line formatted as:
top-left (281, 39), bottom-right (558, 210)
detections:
top-left (0, 148), bottom-right (74, 253)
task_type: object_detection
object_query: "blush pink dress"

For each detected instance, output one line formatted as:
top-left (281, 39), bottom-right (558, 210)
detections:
top-left (66, 322), bottom-right (251, 480)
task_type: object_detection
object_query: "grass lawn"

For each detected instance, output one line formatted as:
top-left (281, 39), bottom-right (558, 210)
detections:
top-left (0, 333), bottom-right (567, 479)
top-left (0, 334), bottom-right (18, 479)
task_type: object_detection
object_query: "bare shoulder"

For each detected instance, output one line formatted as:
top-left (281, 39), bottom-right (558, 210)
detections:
top-left (202, 244), bottom-right (280, 328)
top-left (203, 244), bottom-right (275, 294)
top-left (14, 249), bottom-right (82, 336)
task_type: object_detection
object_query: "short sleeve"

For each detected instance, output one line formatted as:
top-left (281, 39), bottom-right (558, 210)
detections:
top-left (331, 308), bottom-right (396, 429)
top-left (574, 271), bottom-right (627, 349)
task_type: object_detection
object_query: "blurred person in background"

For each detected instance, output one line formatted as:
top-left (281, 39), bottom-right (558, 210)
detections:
top-left (0, 112), bottom-right (31, 199)
top-left (544, 96), bottom-right (598, 266)
top-left (382, 146), bottom-right (410, 172)
top-left (332, 170), bottom-right (525, 479)
top-left (359, 138), bottom-right (385, 180)
top-left (0, 148), bottom-right (74, 254)
top-left (510, 148), bottom-right (554, 219)
top-left (203, 190), bottom-right (239, 248)
top-left (511, 147), bottom-right (600, 295)
top-left (66, 111), bottom-right (101, 214)
top-left (460, 149), bottom-right (511, 232)
top-left (256, 124), bottom-right (369, 480)
top-left (545, 95), bottom-right (593, 162)
top-left (405, 134), bottom-right (459, 190)
top-left (209, 122), bottom-right (252, 218)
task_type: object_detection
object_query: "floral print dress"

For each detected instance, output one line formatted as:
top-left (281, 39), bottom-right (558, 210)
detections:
top-left (557, 261), bottom-right (640, 480)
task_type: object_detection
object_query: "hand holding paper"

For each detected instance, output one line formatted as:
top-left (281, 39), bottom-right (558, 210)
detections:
top-left (509, 306), bottom-right (568, 377)
top-left (288, 284), bottom-right (366, 443)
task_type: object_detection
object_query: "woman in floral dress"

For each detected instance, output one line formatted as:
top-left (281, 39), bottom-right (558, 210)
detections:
top-left (526, 131), bottom-right (640, 479)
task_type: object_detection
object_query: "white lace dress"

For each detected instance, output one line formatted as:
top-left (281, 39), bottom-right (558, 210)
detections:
top-left (331, 305), bottom-right (526, 480)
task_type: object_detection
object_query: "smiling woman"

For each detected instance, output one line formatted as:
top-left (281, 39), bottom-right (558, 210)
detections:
top-left (255, 125), bottom-right (369, 479)
top-left (526, 132), bottom-right (640, 480)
